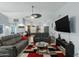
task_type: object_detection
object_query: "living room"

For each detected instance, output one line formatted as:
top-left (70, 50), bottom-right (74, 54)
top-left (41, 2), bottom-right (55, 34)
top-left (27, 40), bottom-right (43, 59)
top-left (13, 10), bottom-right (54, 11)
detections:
top-left (0, 2), bottom-right (78, 58)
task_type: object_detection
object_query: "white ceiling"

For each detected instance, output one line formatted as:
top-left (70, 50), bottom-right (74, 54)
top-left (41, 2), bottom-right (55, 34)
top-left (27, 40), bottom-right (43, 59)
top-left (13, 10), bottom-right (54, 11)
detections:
top-left (0, 2), bottom-right (67, 19)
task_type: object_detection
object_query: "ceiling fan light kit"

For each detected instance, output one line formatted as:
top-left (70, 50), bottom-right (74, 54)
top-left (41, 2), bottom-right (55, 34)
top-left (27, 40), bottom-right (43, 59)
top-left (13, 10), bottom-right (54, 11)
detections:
top-left (30, 5), bottom-right (42, 19)
top-left (31, 13), bottom-right (42, 18)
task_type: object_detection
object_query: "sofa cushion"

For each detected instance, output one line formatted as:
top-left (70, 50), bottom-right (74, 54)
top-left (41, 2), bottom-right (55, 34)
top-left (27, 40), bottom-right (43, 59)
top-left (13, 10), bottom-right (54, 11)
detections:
top-left (0, 40), bottom-right (3, 46)
top-left (1, 36), bottom-right (9, 42)
top-left (2, 38), bottom-right (17, 46)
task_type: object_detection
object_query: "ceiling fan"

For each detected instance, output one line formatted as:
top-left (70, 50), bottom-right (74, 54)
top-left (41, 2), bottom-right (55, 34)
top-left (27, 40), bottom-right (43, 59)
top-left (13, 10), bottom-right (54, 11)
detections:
top-left (25, 5), bottom-right (42, 19)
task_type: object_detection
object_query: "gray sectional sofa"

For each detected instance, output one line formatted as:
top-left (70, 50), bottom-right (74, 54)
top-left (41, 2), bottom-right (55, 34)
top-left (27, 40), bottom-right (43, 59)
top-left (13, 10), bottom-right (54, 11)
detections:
top-left (56, 38), bottom-right (74, 57)
top-left (34, 33), bottom-right (51, 43)
top-left (0, 34), bottom-right (28, 57)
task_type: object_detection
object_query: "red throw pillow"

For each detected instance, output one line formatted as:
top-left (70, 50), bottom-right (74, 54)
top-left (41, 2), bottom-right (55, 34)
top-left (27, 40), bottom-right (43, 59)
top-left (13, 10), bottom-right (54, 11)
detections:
top-left (21, 36), bottom-right (28, 40)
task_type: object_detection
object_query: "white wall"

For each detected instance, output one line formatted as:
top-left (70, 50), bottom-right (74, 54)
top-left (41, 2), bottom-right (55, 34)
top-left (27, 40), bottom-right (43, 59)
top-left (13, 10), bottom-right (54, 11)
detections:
top-left (0, 13), bottom-right (10, 37)
top-left (49, 3), bottom-right (79, 56)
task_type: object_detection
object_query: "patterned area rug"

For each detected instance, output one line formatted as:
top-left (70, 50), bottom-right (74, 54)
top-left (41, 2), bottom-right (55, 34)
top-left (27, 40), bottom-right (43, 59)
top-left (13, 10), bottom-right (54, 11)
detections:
top-left (24, 44), bottom-right (64, 57)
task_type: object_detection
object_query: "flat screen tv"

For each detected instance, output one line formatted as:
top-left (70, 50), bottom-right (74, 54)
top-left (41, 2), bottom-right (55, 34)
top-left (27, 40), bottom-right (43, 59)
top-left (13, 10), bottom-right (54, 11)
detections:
top-left (55, 15), bottom-right (70, 33)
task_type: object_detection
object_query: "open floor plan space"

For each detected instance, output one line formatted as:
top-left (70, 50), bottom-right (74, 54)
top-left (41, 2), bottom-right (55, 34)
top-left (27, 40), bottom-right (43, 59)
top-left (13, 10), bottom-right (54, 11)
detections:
top-left (0, 2), bottom-right (78, 57)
